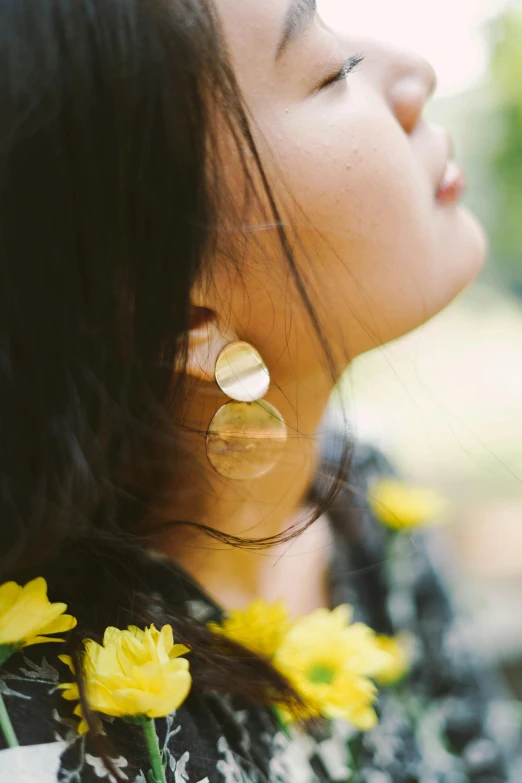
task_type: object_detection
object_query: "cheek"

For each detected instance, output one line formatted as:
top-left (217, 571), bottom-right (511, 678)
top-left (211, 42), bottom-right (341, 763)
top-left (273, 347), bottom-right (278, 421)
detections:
top-left (262, 102), bottom-right (481, 357)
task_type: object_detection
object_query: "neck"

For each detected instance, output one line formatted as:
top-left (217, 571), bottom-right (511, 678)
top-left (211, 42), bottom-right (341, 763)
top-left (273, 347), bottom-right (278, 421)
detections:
top-left (145, 372), bottom-right (336, 615)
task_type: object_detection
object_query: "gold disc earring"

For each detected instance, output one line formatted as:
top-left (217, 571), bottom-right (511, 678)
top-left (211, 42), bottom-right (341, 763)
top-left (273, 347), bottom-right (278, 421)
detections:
top-left (206, 341), bottom-right (288, 480)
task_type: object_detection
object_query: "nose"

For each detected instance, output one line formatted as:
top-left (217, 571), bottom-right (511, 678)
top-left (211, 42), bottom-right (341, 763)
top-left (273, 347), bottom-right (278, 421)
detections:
top-left (387, 48), bottom-right (437, 134)
top-left (337, 35), bottom-right (438, 133)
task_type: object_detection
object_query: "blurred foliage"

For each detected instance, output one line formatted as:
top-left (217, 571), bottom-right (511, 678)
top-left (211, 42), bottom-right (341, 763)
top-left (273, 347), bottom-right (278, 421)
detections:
top-left (486, 10), bottom-right (522, 293)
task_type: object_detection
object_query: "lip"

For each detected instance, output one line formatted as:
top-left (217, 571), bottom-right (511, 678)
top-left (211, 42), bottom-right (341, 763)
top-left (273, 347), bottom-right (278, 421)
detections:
top-left (436, 159), bottom-right (466, 206)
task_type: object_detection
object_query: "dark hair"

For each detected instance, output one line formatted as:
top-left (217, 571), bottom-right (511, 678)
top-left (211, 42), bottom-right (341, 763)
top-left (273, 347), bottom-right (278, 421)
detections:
top-left (0, 0), bottom-right (348, 774)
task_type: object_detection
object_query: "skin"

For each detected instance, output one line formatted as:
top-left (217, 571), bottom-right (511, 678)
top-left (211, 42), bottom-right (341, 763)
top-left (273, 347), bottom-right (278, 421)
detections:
top-left (148, 0), bottom-right (487, 615)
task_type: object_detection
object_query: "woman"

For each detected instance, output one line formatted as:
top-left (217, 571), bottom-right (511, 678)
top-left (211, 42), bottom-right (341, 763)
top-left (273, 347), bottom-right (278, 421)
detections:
top-left (0, 0), bottom-right (519, 780)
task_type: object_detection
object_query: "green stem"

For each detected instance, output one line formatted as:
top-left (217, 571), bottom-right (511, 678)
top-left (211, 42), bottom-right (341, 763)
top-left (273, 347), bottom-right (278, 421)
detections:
top-left (142, 718), bottom-right (166, 783)
top-left (0, 691), bottom-right (19, 748)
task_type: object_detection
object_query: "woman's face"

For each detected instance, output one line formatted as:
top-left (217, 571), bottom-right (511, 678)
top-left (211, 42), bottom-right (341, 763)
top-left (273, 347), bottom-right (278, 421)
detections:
top-left (203, 0), bottom-right (486, 398)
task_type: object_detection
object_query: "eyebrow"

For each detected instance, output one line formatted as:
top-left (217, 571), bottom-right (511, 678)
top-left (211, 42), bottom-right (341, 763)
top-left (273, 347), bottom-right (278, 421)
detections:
top-left (276, 0), bottom-right (317, 61)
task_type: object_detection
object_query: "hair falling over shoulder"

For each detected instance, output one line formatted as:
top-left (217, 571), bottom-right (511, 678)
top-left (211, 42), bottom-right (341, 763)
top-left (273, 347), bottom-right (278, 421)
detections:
top-left (0, 0), bottom-right (350, 774)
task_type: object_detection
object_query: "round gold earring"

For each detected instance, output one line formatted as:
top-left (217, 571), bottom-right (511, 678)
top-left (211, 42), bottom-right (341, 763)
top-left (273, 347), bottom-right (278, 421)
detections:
top-left (206, 341), bottom-right (287, 480)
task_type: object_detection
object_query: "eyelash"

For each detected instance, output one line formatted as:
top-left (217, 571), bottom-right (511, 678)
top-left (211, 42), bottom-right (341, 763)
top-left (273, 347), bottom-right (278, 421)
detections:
top-left (323, 54), bottom-right (365, 88)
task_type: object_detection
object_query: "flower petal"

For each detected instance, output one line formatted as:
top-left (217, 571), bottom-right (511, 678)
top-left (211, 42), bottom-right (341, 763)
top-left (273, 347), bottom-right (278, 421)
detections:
top-left (126, 626), bottom-right (145, 641)
top-left (108, 688), bottom-right (154, 717)
top-left (0, 582), bottom-right (21, 614)
top-left (57, 682), bottom-right (80, 701)
top-left (102, 626), bottom-right (122, 647)
top-left (154, 670), bottom-right (192, 714)
top-left (22, 635), bottom-right (65, 647)
top-left (88, 639), bottom-right (121, 678)
top-left (142, 627), bottom-right (158, 661)
top-left (37, 613), bottom-right (77, 636)
top-left (331, 604), bottom-right (353, 627)
top-left (58, 654), bottom-right (75, 674)
top-left (22, 577), bottom-right (49, 600)
top-left (72, 705), bottom-right (89, 735)
top-left (157, 625), bottom-right (174, 662)
top-left (86, 680), bottom-right (120, 715)
top-left (120, 634), bottom-right (146, 669)
top-left (0, 583), bottom-right (69, 645)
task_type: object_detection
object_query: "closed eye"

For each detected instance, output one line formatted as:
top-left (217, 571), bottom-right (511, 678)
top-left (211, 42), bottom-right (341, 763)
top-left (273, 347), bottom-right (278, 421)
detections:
top-left (321, 55), bottom-right (365, 89)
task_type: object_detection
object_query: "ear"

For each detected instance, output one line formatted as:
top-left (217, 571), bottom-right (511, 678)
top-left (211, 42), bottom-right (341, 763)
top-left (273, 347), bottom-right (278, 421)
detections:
top-left (184, 303), bottom-right (236, 383)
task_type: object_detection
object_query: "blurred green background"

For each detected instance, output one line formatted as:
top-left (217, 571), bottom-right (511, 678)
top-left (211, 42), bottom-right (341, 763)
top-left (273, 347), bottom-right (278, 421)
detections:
top-left (437, 5), bottom-right (522, 295)
top-left (320, 0), bottom-right (522, 696)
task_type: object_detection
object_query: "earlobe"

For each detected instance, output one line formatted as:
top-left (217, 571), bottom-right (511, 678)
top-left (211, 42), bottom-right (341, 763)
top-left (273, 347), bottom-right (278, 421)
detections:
top-left (184, 309), bottom-right (236, 383)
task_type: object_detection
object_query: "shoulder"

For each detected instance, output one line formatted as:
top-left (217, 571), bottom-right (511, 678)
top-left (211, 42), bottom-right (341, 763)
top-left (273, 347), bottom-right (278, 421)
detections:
top-left (317, 416), bottom-right (396, 492)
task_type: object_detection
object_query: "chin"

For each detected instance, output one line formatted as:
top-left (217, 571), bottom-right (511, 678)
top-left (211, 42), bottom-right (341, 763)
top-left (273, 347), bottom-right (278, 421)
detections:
top-left (434, 204), bottom-right (488, 304)
top-left (451, 205), bottom-right (488, 291)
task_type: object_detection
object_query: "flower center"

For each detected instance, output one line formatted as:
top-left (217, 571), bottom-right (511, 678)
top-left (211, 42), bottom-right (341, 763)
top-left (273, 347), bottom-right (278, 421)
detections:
top-left (307, 664), bottom-right (335, 685)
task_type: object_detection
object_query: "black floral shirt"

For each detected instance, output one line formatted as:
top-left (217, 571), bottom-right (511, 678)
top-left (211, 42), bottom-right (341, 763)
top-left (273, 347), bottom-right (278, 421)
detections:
top-left (0, 443), bottom-right (521, 782)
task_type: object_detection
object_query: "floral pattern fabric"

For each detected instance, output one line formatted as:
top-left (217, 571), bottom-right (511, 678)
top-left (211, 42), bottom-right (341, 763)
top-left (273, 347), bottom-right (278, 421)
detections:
top-left (0, 442), bottom-right (521, 781)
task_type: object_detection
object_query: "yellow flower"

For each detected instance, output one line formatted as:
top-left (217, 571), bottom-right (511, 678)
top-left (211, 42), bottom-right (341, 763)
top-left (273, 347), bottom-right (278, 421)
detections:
top-left (273, 605), bottom-right (390, 731)
top-left (0, 578), bottom-right (77, 664)
top-left (208, 598), bottom-right (291, 659)
top-left (58, 624), bottom-right (191, 733)
top-left (373, 634), bottom-right (412, 686)
top-left (368, 478), bottom-right (447, 531)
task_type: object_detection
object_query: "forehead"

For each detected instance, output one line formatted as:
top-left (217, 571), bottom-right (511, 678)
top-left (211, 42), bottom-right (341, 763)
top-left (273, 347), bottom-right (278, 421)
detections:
top-left (213, 0), bottom-right (287, 62)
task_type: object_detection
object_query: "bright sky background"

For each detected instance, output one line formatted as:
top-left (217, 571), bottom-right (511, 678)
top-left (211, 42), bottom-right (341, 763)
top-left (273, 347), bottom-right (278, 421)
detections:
top-left (320, 0), bottom-right (511, 97)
